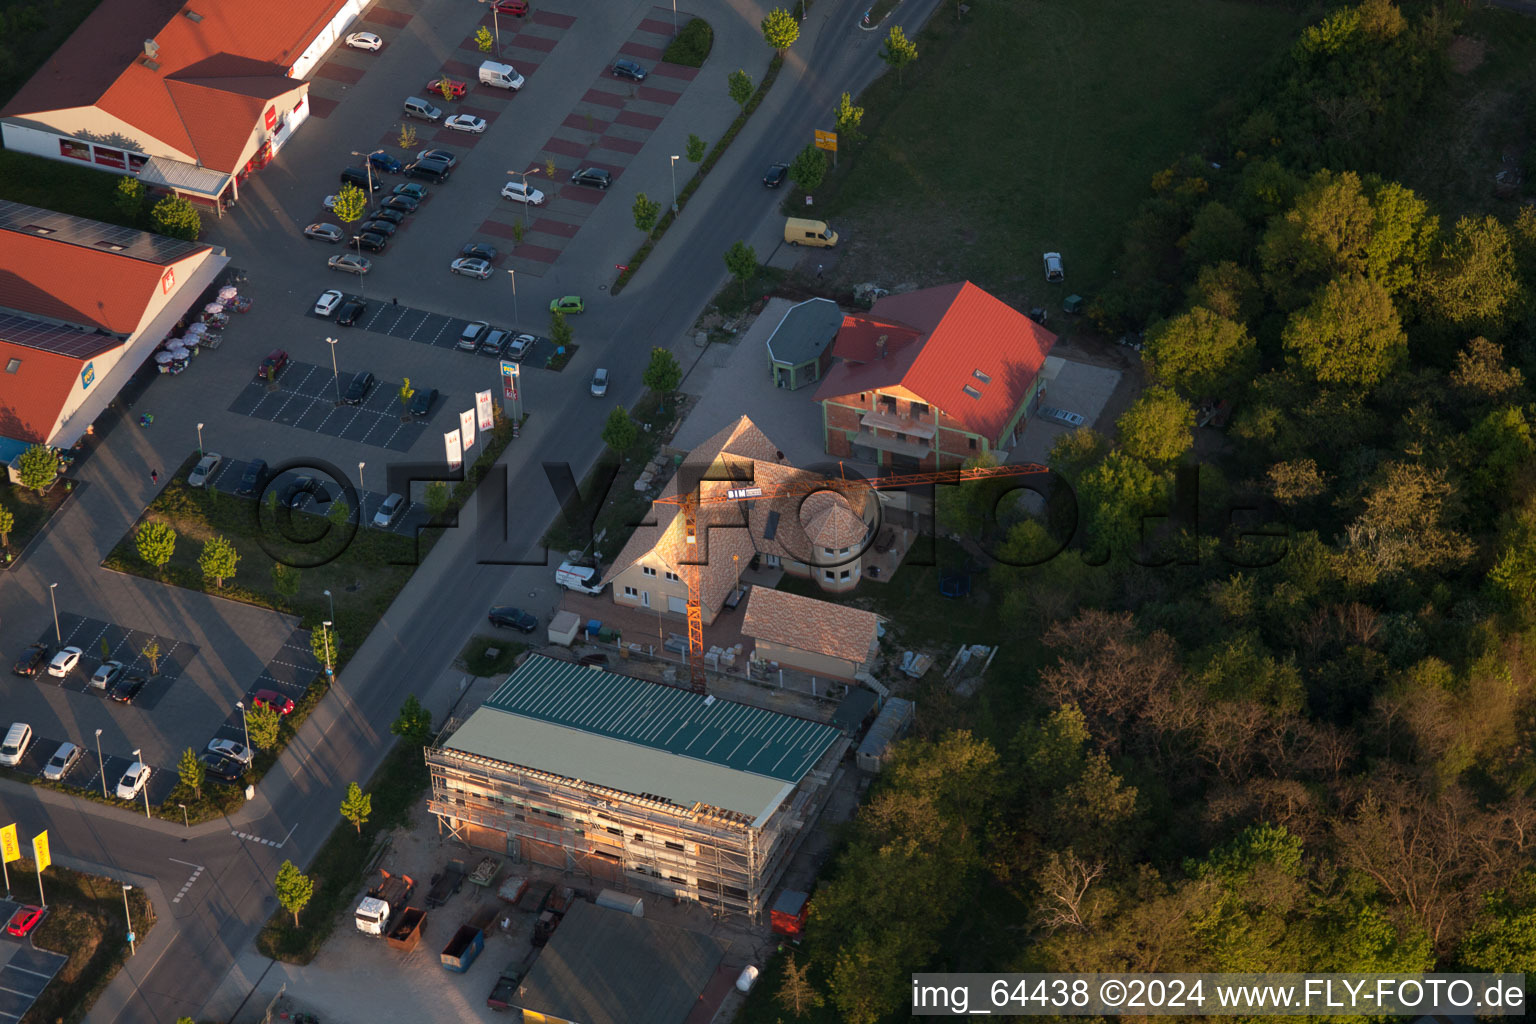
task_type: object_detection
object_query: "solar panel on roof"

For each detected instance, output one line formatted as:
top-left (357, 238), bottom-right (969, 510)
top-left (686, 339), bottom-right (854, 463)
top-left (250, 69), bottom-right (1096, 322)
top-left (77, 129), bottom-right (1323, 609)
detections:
top-left (0, 312), bottom-right (123, 359)
top-left (0, 200), bottom-right (204, 264)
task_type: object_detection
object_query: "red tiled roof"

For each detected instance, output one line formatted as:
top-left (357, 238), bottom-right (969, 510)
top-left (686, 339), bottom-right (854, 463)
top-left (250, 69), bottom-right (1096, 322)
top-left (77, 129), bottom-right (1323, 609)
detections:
top-left (0, 343), bottom-right (98, 443)
top-left (743, 587), bottom-right (881, 665)
top-left (2, 0), bottom-right (329, 174)
top-left (0, 234), bottom-right (173, 335)
top-left (813, 282), bottom-right (1058, 443)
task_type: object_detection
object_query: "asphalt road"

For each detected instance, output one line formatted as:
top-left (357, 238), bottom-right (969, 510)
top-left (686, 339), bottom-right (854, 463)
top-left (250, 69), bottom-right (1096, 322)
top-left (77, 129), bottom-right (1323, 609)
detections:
top-left (0, 0), bottom-right (944, 1021)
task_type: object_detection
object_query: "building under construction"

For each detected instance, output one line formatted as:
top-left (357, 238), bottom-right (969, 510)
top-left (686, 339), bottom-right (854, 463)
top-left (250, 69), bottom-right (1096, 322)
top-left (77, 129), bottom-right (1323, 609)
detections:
top-left (426, 654), bottom-right (846, 918)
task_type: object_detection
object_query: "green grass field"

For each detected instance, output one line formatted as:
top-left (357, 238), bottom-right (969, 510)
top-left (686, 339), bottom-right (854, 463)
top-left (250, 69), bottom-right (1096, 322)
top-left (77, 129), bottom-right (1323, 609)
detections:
top-left (822, 0), bottom-right (1305, 310)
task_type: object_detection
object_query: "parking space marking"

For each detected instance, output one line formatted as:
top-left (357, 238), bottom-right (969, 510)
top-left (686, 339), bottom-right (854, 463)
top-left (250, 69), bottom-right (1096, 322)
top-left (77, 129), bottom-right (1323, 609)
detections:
top-left (169, 861), bottom-right (205, 905)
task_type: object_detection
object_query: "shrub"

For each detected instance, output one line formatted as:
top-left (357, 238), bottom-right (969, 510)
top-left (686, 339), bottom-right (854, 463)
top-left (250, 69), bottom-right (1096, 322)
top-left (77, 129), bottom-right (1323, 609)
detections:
top-left (663, 17), bottom-right (713, 67)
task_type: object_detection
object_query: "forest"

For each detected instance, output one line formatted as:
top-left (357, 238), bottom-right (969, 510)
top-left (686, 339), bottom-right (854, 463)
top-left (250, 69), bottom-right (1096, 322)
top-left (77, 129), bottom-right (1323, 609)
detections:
top-left (784, 2), bottom-right (1536, 1020)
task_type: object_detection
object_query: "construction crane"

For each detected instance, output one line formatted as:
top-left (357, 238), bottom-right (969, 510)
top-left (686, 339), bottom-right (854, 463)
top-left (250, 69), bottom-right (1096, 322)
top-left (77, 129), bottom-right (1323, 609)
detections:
top-left (653, 461), bottom-right (1049, 692)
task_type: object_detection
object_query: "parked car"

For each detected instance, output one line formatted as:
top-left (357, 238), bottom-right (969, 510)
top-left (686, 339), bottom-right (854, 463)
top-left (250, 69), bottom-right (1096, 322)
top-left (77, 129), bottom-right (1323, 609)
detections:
top-left (304, 223), bottom-right (344, 242)
top-left (0, 723), bottom-right (33, 766)
top-left (506, 333), bottom-right (534, 361)
top-left (461, 243), bottom-right (498, 262)
top-left (343, 370), bottom-right (375, 403)
top-left (13, 643), bottom-right (50, 677)
top-left (1037, 405), bottom-right (1085, 428)
top-left (370, 207), bottom-right (407, 226)
top-left (6, 905), bottom-right (44, 937)
top-left (337, 300), bottom-right (367, 326)
top-left (188, 452), bottom-right (223, 488)
top-left (451, 257), bottom-right (493, 279)
top-left (323, 194), bottom-right (339, 210)
top-left (1043, 251), bottom-right (1064, 282)
top-left (252, 690), bottom-right (296, 716)
top-left (417, 148), bottom-right (458, 169)
top-left (409, 387), bottom-right (437, 419)
top-left (570, 167), bottom-right (611, 189)
top-left (258, 349), bottom-right (288, 380)
top-left (315, 289), bottom-right (344, 317)
top-left (403, 159), bottom-right (450, 184)
top-left (488, 606), bottom-right (537, 632)
top-left (457, 322), bottom-right (489, 352)
top-left (236, 458), bottom-right (268, 497)
top-left (481, 327), bottom-right (511, 356)
top-left (590, 367), bottom-right (609, 397)
top-left (42, 742), bottom-right (80, 781)
top-left (116, 761), bottom-right (150, 800)
top-left (368, 150), bottom-right (403, 174)
top-left (109, 673), bottom-right (148, 704)
top-left (549, 295), bottom-right (584, 315)
top-left (47, 646), bottom-right (83, 678)
top-left (329, 252), bottom-right (372, 275)
top-left (493, 0), bottom-right (528, 13)
top-left (612, 59), bottom-right (648, 81)
top-left (200, 752), bottom-right (247, 784)
top-left (499, 180), bottom-right (545, 205)
top-left (763, 163), bottom-right (788, 188)
top-left (90, 659), bottom-right (124, 690)
top-left (426, 77), bottom-right (468, 99)
top-left (444, 114), bottom-right (487, 134)
top-left (206, 737), bottom-right (254, 765)
top-left (372, 492), bottom-right (406, 528)
top-left (392, 183), bottom-right (430, 201)
top-left (344, 31), bottom-right (383, 51)
top-left (352, 231), bottom-right (388, 253)
top-left (283, 476), bottom-right (331, 508)
top-left (360, 218), bottom-right (397, 237)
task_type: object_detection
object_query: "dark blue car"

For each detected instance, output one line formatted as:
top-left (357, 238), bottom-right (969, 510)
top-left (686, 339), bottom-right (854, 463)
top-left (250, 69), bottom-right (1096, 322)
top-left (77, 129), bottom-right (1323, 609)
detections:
top-left (368, 150), bottom-right (403, 175)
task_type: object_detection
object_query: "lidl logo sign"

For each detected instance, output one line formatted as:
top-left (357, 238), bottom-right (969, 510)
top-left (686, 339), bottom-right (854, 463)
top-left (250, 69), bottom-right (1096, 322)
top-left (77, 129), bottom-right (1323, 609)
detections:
top-left (81, 362), bottom-right (95, 390)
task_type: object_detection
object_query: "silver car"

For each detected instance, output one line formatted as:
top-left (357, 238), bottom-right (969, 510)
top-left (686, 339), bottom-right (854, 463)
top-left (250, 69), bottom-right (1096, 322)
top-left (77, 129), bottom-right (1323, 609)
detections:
top-left (372, 493), bottom-right (405, 528)
top-left (304, 223), bottom-right (344, 243)
top-left (43, 742), bottom-right (81, 781)
top-left (329, 253), bottom-right (372, 275)
top-left (90, 659), bottom-right (124, 690)
top-left (206, 737), bottom-right (254, 765)
top-left (1037, 406), bottom-right (1085, 428)
top-left (590, 368), bottom-right (609, 397)
top-left (189, 452), bottom-right (223, 488)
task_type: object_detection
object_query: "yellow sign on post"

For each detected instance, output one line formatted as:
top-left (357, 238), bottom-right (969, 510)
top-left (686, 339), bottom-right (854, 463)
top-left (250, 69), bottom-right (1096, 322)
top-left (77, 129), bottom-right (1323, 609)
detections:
top-left (0, 823), bottom-right (18, 864)
top-left (814, 129), bottom-right (838, 152)
top-left (32, 831), bottom-right (50, 873)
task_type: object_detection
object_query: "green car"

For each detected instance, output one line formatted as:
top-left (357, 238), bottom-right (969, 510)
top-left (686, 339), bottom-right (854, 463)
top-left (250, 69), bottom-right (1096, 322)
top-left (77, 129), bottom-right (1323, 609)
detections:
top-left (549, 295), bottom-right (584, 315)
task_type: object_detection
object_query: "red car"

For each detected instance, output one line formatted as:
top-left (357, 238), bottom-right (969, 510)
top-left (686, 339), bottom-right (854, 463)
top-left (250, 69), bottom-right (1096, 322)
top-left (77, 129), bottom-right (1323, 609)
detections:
top-left (258, 349), bottom-right (288, 381)
top-left (6, 905), bottom-right (44, 937)
top-left (252, 689), bottom-right (295, 716)
top-left (426, 77), bottom-right (467, 99)
top-left (493, 0), bottom-right (528, 13)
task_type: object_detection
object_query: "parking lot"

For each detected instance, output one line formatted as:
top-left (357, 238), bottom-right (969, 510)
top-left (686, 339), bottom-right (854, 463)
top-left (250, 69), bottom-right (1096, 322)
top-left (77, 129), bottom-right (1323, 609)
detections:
top-left (306, 295), bottom-right (561, 366)
top-left (25, 613), bottom-right (197, 714)
top-left (227, 360), bottom-right (429, 452)
top-left (198, 457), bottom-right (435, 539)
top-left (0, 908), bottom-right (67, 1024)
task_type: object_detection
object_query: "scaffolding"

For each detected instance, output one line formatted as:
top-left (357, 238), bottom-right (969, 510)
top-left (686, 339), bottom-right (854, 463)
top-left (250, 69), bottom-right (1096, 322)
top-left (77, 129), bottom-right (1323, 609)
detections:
top-left (425, 723), bottom-right (849, 919)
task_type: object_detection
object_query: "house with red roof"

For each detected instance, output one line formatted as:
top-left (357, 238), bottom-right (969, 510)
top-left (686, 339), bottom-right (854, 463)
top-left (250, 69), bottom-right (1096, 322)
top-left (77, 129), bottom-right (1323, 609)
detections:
top-left (813, 282), bottom-right (1058, 470)
top-left (0, 200), bottom-right (228, 461)
top-left (0, 0), bottom-right (366, 207)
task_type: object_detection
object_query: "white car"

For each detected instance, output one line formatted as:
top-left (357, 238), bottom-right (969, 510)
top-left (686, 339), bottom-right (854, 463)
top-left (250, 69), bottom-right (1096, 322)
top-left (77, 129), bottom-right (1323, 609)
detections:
top-left (205, 738), bottom-right (254, 765)
top-left (315, 289), bottom-right (344, 317)
top-left (47, 646), bottom-right (83, 678)
top-left (116, 762), bottom-right (151, 801)
top-left (90, 659), bottom-right (124, 690)
top-left (500, 180), bottom-right (545, 205)
top-left (444, 114), bottom-right (487, 134)
top-left (450, 257), bottom-right (493, 279)
top-left (1043, 251), bottom-right (1064, 283)
top-left (506, 333), bottom-right (534, 362)
top-left (188, 452), bottom-right (223, 488)
top-left (590, 368), bottom-right (609, 397)
top-left (43, 742), bottom-right (81, 781)
top-left (344, 31), bottom-right (383, 51)
top-left (1037, 405), bottom-right (1085, 428)
top-left (372, 493), bottom-right (405, 528)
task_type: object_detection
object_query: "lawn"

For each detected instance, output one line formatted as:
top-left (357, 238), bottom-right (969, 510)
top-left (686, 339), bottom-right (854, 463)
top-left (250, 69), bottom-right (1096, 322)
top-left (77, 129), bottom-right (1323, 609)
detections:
top-left (0, 477), bottom-right (75, 564)
top-left (817, 0), bottom-right (1304, 311)
top-left (458, 634), bottom-right (528, 677)
top-left (6, 859), bottom-right (157, 1024)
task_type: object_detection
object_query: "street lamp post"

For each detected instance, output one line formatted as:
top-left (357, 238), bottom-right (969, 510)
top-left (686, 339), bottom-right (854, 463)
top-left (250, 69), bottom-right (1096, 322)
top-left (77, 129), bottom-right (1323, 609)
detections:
top-left (123, 884), bottom-right (136, 955)
top-left (326, 337), bottom-right (342, 404)
top-left (323, 588), bottom-right (335, 622)
top-left (348, 151), bottom-right (376, 210)
top-left (507, 269), bottom-right (519, 329)
top-left (357, 462), bottom-right (366, 496)
top-left (482, 0), bottom-right (502, 56)
top-left (235, 700), bottom-right (250, 753)
top-left (178, 803), bottom-right (188, 828)
top-left (672, 0), bottom-right (678, 33)
top-left (130, 748), bottom-right (149, 818)
top-left (321, 620), bottom-right (334, 677)
top-left (196, 422), bottom-right (205, 457)
top-left (669, 155), bottom-right (680, 213)
top-left (94, 728), bottom-right (106, 798)
top-left (48, 582), bottom-right (61, 644)
top-left (508, 168), bottom-right (540, 230)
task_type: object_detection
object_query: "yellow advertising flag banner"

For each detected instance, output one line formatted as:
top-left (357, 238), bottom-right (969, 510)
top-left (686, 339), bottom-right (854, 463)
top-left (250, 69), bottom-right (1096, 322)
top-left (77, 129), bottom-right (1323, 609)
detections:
top-left (0, 824), bottom-right (18, 864)
top-left (32, 831), bottom-right (51, 873)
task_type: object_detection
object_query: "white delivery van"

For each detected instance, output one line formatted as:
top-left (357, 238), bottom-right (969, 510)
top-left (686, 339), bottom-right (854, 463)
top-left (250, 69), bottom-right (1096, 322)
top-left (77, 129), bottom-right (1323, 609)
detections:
top-left (556, 562), bottom-right (605, 594)
top-left (479, 61), bottom-right (525, 90)
top-left (0, 722), bottom-right (33, 766)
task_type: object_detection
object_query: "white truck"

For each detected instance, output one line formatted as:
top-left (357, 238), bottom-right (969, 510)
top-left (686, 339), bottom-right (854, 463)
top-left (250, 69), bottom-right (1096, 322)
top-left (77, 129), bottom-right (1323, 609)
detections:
top-left (556, 561), bottom-right (605, 594)
top-left (355, 869), bottom-right (416, 936)
top-left (478, 60), bottom-right (524, 90)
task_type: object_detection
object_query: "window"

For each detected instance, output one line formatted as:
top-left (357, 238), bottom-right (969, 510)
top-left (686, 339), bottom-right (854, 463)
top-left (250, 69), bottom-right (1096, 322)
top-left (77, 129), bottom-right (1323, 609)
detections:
top-left (4, 359), bottom-right (18, 374)
top-left (963, 385), bottom-right (982, 399)
top-left (840, 569), bottom-right (851, 579)
top-left (824, 547), bottom-right (836, 557)
top-left (59, 140), bottom-right (89, 162)
top-left (606, 826), bottom-right (623, 836)
top-left (839, 547), bottom-right (850, 555)
top-left (912, 402), bottom-right (928, 416)
top-left (665, 840), bottom-right (684, 851)
top-left (664, 571), bottom-right (680, 581)
top-left (879, 395), bottom-right (897, 411)
top-left (824, 570), bottom-right (836, 581)
top-left (642, 566), bottom-right (657, 577)
top-left (640, 591), bottom-right (650, 608)
top-left (668, 875), bottom-right (686, 885)
top-left (624, 586), bottom-right (638, 597)
top-left (968, 437), bottom-right (977, 449)
top-left (972, 369), bottom-right (992, 383)
top-left (93, 146), bottom-right (127, 169)
top-left (632, 833), bottom-right (644, 842)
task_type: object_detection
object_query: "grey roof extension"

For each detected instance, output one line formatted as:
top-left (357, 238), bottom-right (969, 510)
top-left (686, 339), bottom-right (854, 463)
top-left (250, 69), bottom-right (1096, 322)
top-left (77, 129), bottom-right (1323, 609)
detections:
top-left (765, 296), bottom-right (843, 367)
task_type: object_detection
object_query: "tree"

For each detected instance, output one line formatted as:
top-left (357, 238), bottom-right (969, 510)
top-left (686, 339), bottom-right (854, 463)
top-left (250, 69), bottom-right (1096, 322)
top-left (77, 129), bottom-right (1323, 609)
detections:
top-left (549, 311), bottom-right (573, 354)
top-left (1076, 451), bottom-right (1171, 560)
top-left (272, 561), bottom-right (301, 601)
top-left (177, 746), bottom-right (204, 797)
top-left (1281, 274), bottom-right (1406, 387)
top-left (727, 68), bottom-right (754, 110)
top-left (142, 639), bottom-right (160, 674)
top-left (1116, 387), bottom-right (1195, 465)
top-left (685, 133), bottom-right (706, 163)
top-left (1460, 870), bottom-right (1536, 973)
top-left (1142, 307), bottom-right (1258, 400)
top-left (275, 860), bottom-right (313, 926)
top-left (437, 78), bottom-right (455, 103)
top-left (1426, 215), bottom-right (1523, 334)
top-left (544, 157), bottom-right (557, 179)
top-left (0, 503), bottom-right (12, 548)
top-left (247, 704), bottom-right (282, 750)
top-left (398, 377), bottom-right (415, 416)
top-left (340, 782), bottom-right (372, 834)
top-left (1451, 337), bottom-right (1525, 403)
top-left (788, 143), bottom-right (827, 192)
top-left (113, 176), bottom-right (146, 220)
top-left (879, 25), bottom-right (918, 82)
top-left (332, 183), bottom-right (368, 226)
top-left (198, 534), bottom-right (239, 588)
top-left (760, 7), bottom-right (799, 54)
top-left (601, 407), bottom-right (639, 454)
top-left (642, 347), bottom-right (682, 410)
top-left (834, 92), bottom-right (865, 148)
top-left (136, 521), bottom-right (177, 572)
top-left (326, 497), bottom-right (351, 526)
top-left (391, 694), bottom-right (433, 745)
top-left (425, 481), bottom-right (450, 519)
top-left (777, 954), bottom-right (824, 1016)
top-left (475, 26), bottom-right (493, 52)
top-left (632, 192), bottom-right (661, 234)
top-left (723, 240), bottom-right (758, 300)
top-left (150, 194), bottom-right (201, 241)
top-left (1183, 201), bottom-right (1249, 267)
top-left (397, 122), bottom-right (417, 149)
top-left (15, 444), bottom-right (57, 493)
top-left (1186, 261), bottom-right (1262, 323)
top-left (312, 624), bottom-right (338, 670)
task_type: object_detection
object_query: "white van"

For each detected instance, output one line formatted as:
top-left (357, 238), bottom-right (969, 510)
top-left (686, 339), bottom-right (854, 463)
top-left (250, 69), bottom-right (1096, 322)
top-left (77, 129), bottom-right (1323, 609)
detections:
top-left (0, 722), bottom-right (33, 766)
top-left (478, 61), bottom-right (524, 90)
top-left (556, 562), bottom-right (605, 594)
top-left (402, 96), bottom-right (443, 122)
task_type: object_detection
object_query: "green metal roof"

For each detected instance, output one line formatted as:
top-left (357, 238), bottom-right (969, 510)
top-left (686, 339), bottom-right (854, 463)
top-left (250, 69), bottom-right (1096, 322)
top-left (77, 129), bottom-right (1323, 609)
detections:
top-left (448, 655), bottom-right (841, 823)
top-left (765, 297), bottom-right (843, 367)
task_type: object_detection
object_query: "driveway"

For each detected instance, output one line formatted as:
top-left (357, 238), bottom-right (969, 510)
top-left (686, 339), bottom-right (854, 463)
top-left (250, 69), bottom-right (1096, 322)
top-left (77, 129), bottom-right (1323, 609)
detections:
top-left (1006, 356), bottom-right (1121, 465)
